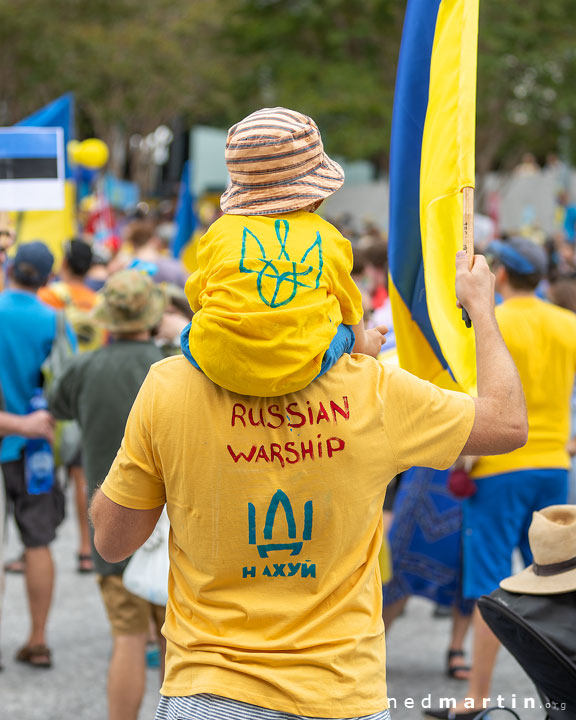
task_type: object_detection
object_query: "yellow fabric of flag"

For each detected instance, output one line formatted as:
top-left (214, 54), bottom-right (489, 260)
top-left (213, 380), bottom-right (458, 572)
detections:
top-left (420, 0), bottom-right (479, 394)
top-left (10, 181), bottom-right (76, 267)
top-left (388, 279), bottom-right (462, 391)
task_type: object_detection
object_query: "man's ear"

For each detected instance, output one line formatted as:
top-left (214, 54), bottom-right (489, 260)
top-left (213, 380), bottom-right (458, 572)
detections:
top-left (494, 264), bottom-right (507, 289)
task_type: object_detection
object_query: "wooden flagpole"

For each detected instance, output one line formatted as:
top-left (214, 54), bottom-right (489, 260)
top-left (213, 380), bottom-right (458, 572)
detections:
top-left (0, 211), bottom-right (9, 233)
top-left (462, 186), bottom-right (474, 327)
top-left (0, 211), bottom-right (15, 292)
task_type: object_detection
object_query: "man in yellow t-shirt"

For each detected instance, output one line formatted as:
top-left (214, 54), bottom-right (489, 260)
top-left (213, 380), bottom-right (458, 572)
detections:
top-left (436, 237), bottom-right (576, 720)
top-left (90, 250), bottom-right (528, 720)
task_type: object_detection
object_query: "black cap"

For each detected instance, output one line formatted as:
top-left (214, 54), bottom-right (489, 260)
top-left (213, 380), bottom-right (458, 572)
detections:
top-left (12, 241), bottom-right (54, 288)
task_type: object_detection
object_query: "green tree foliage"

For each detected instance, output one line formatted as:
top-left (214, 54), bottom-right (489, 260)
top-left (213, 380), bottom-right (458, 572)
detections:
top-left (223, 0), bottom-right (403, 169)
top-left (1, 0), bottom-right (575, 174)
top-left (476, 0), bottom-right (576, 172)
top-left (226, 0), bottom-right (576, 171)
top-left (0, 0), bottom-right (233, 135)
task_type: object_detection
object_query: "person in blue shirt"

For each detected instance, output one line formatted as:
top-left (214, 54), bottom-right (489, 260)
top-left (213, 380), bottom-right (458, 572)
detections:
top-left (0, 382), bottom-right (55, 671)
top-left (0, 241), bottom-right (75, 669)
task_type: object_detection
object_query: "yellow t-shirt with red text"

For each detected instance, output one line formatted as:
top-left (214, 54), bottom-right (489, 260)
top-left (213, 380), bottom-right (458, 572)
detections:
top-left (184, 212), bottom-right (363, 396)
top-left (102, 354), bottom-right (474, 718)
top-left (472, 297), bottom-right (576, 478)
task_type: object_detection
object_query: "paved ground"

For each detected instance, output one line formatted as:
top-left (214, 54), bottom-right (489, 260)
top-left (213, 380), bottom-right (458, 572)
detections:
top-left (1, 493), bottom-right (544, 720)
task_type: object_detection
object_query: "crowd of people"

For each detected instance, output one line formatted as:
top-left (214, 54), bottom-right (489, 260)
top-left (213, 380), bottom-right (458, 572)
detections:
top-left (0, 220), bottom-right (192, 717)
top-left (0, 106), bottom-right (576, 720)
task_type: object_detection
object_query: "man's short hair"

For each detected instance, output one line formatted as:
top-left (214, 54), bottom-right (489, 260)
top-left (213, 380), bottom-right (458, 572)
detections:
top-left (505, 268), bottom-right (542, 291)
top-left (64, 238), bottom-right (93, 277)
top-left (124, 221), bottom-right (155, 250)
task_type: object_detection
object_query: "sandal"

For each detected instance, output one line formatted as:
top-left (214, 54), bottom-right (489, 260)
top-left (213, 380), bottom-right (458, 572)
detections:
top-left (15, 644), bottom-right (52, 668)
top-left (446, 648), bottom-right (470, 680)
top-left (4, 554), bottom-right (25, 574)
top-left (77, 553), bottom-right (94, 574)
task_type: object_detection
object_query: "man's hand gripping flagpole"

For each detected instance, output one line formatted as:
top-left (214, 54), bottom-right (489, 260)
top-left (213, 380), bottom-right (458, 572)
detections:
top-left (461, 186), bottom-right (475, 327)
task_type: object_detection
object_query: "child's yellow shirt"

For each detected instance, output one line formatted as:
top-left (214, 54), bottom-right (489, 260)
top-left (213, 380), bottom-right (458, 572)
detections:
top-left (185, 211), bottom-right (363, 396)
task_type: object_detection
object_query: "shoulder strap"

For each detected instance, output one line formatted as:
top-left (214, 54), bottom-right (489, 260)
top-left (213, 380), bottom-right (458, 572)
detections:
top-left (55, 310), bottom-right (68, 340)
top-left (43, 310), bottom-right (74, 388)
top-left (50, 281), bottom-right (73, 308)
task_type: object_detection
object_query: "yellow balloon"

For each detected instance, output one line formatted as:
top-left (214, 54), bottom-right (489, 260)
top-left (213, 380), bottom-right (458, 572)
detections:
top-left (67, 139), bottom-right (82, 165)
top-left (77, 138), bottom-right (109, 170)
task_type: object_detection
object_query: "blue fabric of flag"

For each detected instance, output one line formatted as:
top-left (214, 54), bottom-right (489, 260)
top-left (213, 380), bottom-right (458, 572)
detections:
top-left (172, 161), bottom-right (196, 258)
top-left (388, 0), bottom-right (448, 372)
top-left (17, 94), bottom-right (75, 178)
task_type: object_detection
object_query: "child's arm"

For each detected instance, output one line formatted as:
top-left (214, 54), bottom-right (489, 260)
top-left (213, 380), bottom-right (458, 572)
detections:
top-left (351, 318), bottom-right (387, 357)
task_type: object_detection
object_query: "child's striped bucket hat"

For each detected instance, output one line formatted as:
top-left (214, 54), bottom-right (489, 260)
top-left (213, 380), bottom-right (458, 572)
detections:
top-left (220, 107), bottom-right (344, 216)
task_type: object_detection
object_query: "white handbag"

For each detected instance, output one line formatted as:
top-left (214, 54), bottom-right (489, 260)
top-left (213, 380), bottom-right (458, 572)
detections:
top-left (123, 508), bottom-right (170, 606)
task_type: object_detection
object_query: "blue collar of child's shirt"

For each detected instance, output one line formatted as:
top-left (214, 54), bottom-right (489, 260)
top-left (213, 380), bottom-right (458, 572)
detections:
top-left (180, 321), bottom-right (201, 370)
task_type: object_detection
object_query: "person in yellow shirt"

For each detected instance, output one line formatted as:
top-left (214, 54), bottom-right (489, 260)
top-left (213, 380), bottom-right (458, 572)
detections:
top-left (90, 250), bottom-right (529, 720)
top-left (431, 237), bottom-right (576, 720)
top-left (181, 107), bottom-right (386, 397)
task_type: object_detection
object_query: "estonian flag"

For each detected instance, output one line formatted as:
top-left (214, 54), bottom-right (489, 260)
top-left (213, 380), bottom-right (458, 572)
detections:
top-left (0, 128), bottom-right (65, 211)
top-left (388, 0), bottom-right (479, 395)
top-left (11, 94), bottom-right (77, 259)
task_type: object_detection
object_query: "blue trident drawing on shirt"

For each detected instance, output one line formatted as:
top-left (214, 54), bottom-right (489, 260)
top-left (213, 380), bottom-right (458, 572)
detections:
top-left (248, 490), bottom-right (313, 558)
top-left (239, 219), bottom-right (323, 308)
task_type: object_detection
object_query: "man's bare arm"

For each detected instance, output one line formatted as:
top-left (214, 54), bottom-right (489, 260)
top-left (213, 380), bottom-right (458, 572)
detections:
top-left (0, 410), bottom-right (54, 442)
top-left (455, 252), bottom-right (528, 456)
top-left (90, 489), bottom-right (163, 563)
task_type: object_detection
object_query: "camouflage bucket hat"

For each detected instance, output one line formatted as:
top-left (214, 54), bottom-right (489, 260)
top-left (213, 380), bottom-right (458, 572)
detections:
top-left (94, 269), bottom-right (166, 332)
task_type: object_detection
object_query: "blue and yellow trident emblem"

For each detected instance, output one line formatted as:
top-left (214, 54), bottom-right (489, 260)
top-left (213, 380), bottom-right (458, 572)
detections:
top-left (239, 219), bottom-right (323, 308)
top-left (249, 489), bottom-right (313, 558)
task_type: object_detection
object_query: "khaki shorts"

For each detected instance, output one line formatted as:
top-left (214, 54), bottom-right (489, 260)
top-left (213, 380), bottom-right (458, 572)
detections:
top-left (98, 574), bottom-right (165, 637)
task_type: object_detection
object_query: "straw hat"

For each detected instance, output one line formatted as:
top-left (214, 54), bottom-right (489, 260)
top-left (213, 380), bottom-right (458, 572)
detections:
top-left (220, 107), bottom-right (344, 216)
top-left (94, 269), bottom-right (166, 333)
top-left (500, 505), bottom-right (576, 595)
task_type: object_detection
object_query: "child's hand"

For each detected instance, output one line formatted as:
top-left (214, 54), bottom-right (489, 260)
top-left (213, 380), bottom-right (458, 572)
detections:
top-left (365, 325), bottom-right (388, 357)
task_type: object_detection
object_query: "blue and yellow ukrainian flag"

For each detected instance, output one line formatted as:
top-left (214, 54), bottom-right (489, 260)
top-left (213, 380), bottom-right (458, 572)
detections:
top-left (388, 0), bottom-right (479, 395)
top-left (12, 94), bottom-right (76, 262)
top-left (172, 161), bottom-right (197, 259)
